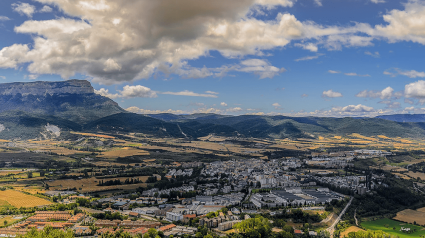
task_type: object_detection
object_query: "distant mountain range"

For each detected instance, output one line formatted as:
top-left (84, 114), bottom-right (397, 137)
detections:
top-left (1, 79), bottom-right (425, 140)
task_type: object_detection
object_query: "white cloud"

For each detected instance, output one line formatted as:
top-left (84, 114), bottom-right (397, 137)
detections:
top-left (162, 90), bottom-right (218, 98)
top-left (332, 104), bottom-right (374, 113)
top-left (0, 16), bottom-right (10, 21)
top-left (294, 43), bottom-right (318, 52)
top-left (379, 100), bottom-right (401, 109)
top-left (374, 1), bottom-right (425, 44)
top-left (126, 107), bottom-right (185, 115)
top-left (239, 59), bottom-right (286, 79)
top-left (40, 6), bottom-right (53, 13)
top-left (12, 3), bottom-right (36, 18)
top-left (365, 51), bottom-right (380, 58)
top-left (301, 94), bottom-right (308, 98)
top-left (294, 54), bottom-right (324, 62)
top-left (120, 85), bottom-right (157, 98)
top-left (227, 107), bottom-right (243, 112)
top-left (220, 102), bottom-right (228, 107)
top-left (314, 0), bottom-right (323, 6)
top-left (384, 68), bottom-right (425, 78)
top-left (272, 102), bottom-right (283, 110)
top-left (355, 86), bottom-right (394, 99)
top-left (371, 0), bottom-right (385, 3)
top-left (0, 76), bottom-right (5, 80)
top-left (322, 89), bottom-right (342, 98)
top-left (94, 88), bottom-right (120, 99)
top-left (405, 80), bottom-right (425, 99)
top-left (344, 72), bottom-right (370, 77)
top-left (3, 0), bottom-right (425, 84)
top-left (205, 91), bottom-right (219, 95)
top-left (328, 70), bottom-right (340, 74)
top-left (25, 74), bottom-right (39, 80)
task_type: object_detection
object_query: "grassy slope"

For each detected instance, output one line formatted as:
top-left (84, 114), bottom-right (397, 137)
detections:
top-left (362, 218), bottom-right (425, 238)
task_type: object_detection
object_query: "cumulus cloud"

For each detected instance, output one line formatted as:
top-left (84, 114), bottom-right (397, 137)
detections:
top-left (379, 100), bottom-right (401, 109)
top-left (126, 107), bottom-right (185, 115)
top-left (272, 102), bottom-right (283, 110)
top-left (120, 85), bottom-right (157, 98)
top-left (220, 102), bottom-right (228, 107)
top-left (227, 107), bottom-right (243, 112)
top-left (371, 0), bottom-right (385, 3)
top-left (0, 76), bottom-right (6, 80)
top-left (333, 104), bottom-right (374, 113)
top-left (405, 80), bottom-right (425, 99)
top-left (384, 68), bottom-right (425, 78)
top-left (365, 51), bottom-right (380, 58)
top-left (328, 70), bottom-right (340, 74)
top-left (294, 53), bottom-right (324, 62)
top-left (356, 86), bottom-right (394, 99)
top-left (162, 90), bottom-right (218, 98)
top-left (40, 6), bottom-right (53, 13)
top-left (12, 3), bottom-right (36, 18)
top-left (2, 0), bottom-right (425, 84)
top-left (294, 43), bottom-right (318, 52)
top-left (94, 88), bottom-right (119, 99)
top-left (322, 89), bottom-right (342, 98)
top-left (239, 59), bottom-right (286, 79)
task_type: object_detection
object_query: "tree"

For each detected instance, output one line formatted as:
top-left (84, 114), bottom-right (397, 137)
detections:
top-left (144, 228), bottom-right (158, 238)
top-left (18, 226), bottom-right (74, 238)
top-left (3, 220), bottom-right (7, 226)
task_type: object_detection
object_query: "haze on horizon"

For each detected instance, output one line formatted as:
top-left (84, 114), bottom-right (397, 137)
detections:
top-left (1, 0), bottom-right (425, 118)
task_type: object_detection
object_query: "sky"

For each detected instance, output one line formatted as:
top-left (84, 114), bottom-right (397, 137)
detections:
top-left (1, 0), bottom-right (425, 117)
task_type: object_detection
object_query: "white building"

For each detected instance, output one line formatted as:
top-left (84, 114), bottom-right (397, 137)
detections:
top-left (166, 212), bottom-right (183, 221)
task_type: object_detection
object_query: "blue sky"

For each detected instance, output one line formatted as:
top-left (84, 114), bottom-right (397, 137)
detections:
top-left (1, 0), bottom-right (425, 117)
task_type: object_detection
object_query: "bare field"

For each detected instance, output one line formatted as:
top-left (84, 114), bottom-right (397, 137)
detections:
top-left (394, 209), bottom-right (425, 226)
top-left (0, 190), bottom-right (53, 208)
top-left (46, 176), bottom-right (149, 193)
top-left (406, 171), bottom-right (425, 180)
top-left (340, 226), bottom-right (365, 237)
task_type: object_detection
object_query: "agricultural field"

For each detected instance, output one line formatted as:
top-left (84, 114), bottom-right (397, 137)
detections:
top-left (96, 147), bottom-right (150, 159)
top-left (340, 226), bottom-right (365, 237)
top-left (406, 171), bottom-right (425, 180)
top-left (46, 176), bottom-right (149, 193)
top-left (362, 218), bottom-right (425, 238)
top-left (394, 208), bottom-right (425, 226)
top-left (0, 190), bottom-right (53, 208)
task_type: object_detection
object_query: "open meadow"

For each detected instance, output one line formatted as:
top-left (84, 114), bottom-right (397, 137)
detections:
top-left (362, 218), bottom-right (425, 238)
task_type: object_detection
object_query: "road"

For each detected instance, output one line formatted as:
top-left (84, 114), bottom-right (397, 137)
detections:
top-left (326, 197), bottom-right (353, 238)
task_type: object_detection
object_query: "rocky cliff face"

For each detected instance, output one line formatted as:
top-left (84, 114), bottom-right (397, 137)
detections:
top-left (0, 79), bottom-right (94, 96)
top-left (0, 79), bottom-right (125, 124)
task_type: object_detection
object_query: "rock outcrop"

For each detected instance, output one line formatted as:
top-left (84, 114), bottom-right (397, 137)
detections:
top-left (0, 79), bottom-right (125, 124)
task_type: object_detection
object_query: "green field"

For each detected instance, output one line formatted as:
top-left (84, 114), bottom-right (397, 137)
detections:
top-left (362, 218), bottom-right (425, 238)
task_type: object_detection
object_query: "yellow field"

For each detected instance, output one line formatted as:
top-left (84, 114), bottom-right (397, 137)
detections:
top-left (406, 171), bottom-right (425, 180)
top-left (394, 209), bottom-right (425, 226)
top-left (71, 132), bottom-right (115, 139)
top-left (340, 226), bottom-right (365, 237)
top-left (0, 216), bottom-right (16, 227)
top-left (0, 190), bottom-right (53, 208)
top-left (97, 147), bottom-right (149, 159)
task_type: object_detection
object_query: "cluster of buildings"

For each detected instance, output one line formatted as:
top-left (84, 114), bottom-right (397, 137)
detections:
top-left (250, 188), bottom-right (343, 208)
top-left (165, 169), bottom-right (193, 178)
top-left (142, 185), bottom-right (195, 197)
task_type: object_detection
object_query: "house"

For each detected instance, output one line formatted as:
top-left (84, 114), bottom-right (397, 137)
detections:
top-left (183, 214), bottom-right (196, 223)
top-left (129, 212), bottom-right (139, 218)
